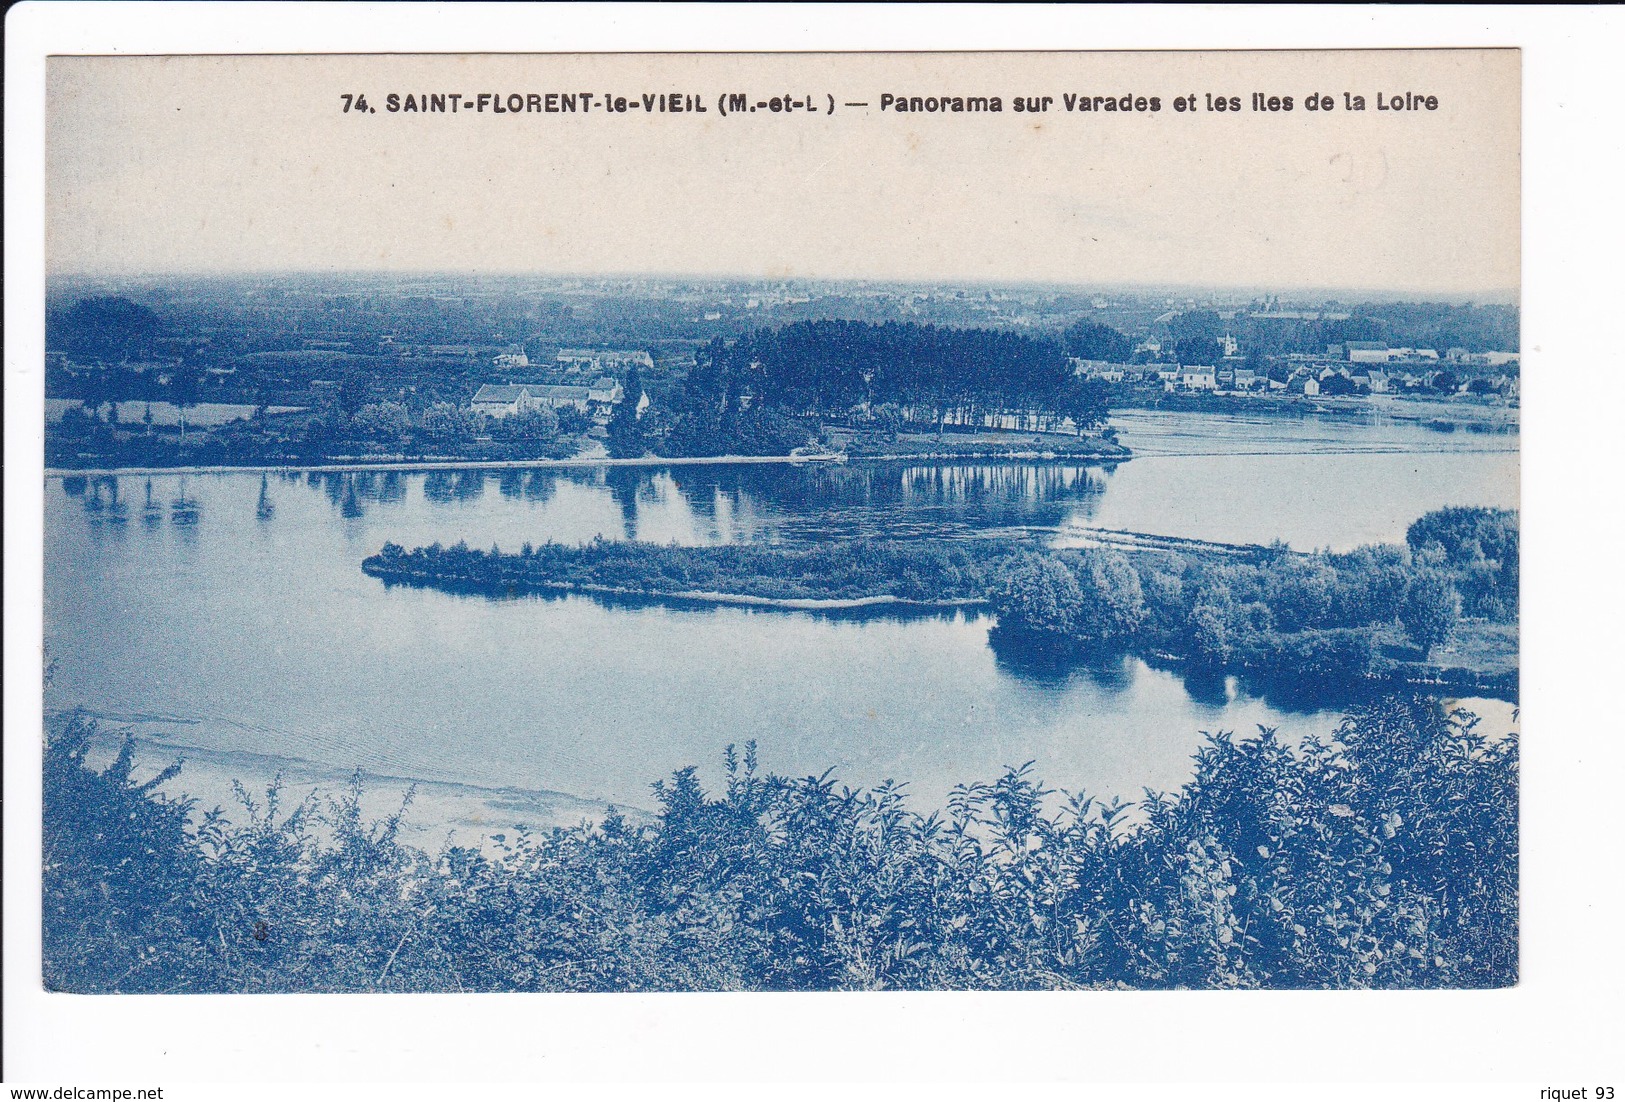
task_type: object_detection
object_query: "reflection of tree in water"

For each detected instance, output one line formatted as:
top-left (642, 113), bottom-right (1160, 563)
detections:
top-left (423, 471), bottom-right (456, 503)
top-left (61, 476), bottom-right (88, 498)
top-left (340, 480), bottom-right (364, 520)
top-left (408, 469), bottom-right (488, 504)
top-left (142, 478), bottom-right (163, 528)
top-left (654, 461), bottom-right (1112, 542)
top-left (986, 623), bottom-right (1134, 691)
top-left (317, 472), bottom-right (347, 507)
top-left (523, 469), bottom-right (557, 503)
top-left (170, 477), bottom-right (199, 530)
top-left (1178, 667), bottom-right (1232, 708)
top-left (453, 470), bottom-right (486, 502)
top-left (497, 469), bottom-right (525, 499)
top-left (256, 474), bottom-right (275, 521)
top-left (83, 476), bottom-right (130, 534)
top-left (345, 471), bottom-right (406, 505)
top-left (376, 471), bottom-right (407, 504)
top-left (603, 467), bottom-right (641, 540)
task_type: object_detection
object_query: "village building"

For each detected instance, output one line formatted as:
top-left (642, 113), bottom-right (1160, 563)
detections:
top-left (1070, 358), bottom-right (1127, 382)
top-left (471, 376), bottom-right (627, 423)
top-left (1345, 341), bottom-right (1391, 364)
top-left (1179, 366), bottom-right (1218, 391)
top-left (557, 348), bottom-right (654, 375)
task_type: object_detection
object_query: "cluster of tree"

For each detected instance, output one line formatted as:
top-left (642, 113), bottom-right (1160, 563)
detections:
top-left (989, 507), bottom-right (1517, 692)
top-left (364, 536), bottom-right (1014, 604)
top-left (43, 696), bottom-right (1516, 992)
top-left (1159, 305), bottom-right (1518, 360)
top-left (1406, 506), bottom-right (1519, 621)
top-left (1059, 304), bottom-right (1518, 372)
top-left (651, 321), bottom-right (1110, 456)
top-left (47, 296), bottom-right (166, 363)
top-left (46, 391), bottom-right (590, 468)
top-left (365, 507), bottom-right (1516, 694)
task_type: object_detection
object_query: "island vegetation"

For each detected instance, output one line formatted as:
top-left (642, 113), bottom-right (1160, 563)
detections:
top-left (362, 506), bottom-right (1518, 700)
top-left (621, 320), bottom-right (1114, 460)
top-left (44, 693), bottom-right (1516, 992)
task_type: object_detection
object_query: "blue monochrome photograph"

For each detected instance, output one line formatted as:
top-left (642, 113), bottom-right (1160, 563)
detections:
top-left (40, 50), bottom-right (1520, 992)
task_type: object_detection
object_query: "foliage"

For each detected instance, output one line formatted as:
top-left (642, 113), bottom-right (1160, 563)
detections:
top-left (365, 536), bottom-right (1016, 604)
top-left (1399, 569), bottom-right (1464, 654)
top-left (1062, 320), bottom-right (1133, 363)
top-left (48, 296), bottom-right (165, 363)
top-left (366, 506), bottom-right (1514, 691)
top-left (989, 553), bottom-right (1086, 635)
top-left (351, 400), bottom-right (413, 439)
top-left (656, 321), bottom-right (1111, 453)
top-left (43, 714), bottom-right (210, 992)
top-left (1406, 506), bottom-right (1518, 621)
top-left (986, 508), bottom-right (1515, 689)
top-left (606, 366), bottom-right (648, 458)
top-left (42, 697), bottom-right (1517, 992)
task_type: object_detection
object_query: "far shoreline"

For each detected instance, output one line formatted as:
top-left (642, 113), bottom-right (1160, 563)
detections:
top-left (43, 445), bottom-right (1129, 480)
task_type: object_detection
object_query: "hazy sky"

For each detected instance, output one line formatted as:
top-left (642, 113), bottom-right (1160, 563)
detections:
top-left (46, 50), bottom-right (1520, 293)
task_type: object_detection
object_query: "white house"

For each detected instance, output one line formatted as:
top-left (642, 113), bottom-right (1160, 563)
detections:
top-left (1180, 366), bottom-right (1218, 391)
top-left (1346, 341), bottom-right (1390, 364)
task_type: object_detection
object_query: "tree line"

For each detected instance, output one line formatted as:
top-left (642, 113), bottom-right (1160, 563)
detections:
top-left (44, 693), bottom-right (1516, 992)
top-left (990, 507), bottom-right (1517, 696)
top-left (631, 321), bottom-right (1112, 458)
top-left (365, 536), bottom-right (1009, 605)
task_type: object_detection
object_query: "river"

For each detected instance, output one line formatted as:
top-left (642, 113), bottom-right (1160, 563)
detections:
top-left (42, 408), bottom-right (1519, 819)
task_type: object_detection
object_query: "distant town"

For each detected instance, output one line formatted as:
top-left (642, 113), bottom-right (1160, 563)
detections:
top-left (43, 274), bottom-right (1519, 469)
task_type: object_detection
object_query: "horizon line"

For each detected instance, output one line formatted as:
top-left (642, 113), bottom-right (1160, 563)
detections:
top-left (43, 269), bottom-right (1521, 304)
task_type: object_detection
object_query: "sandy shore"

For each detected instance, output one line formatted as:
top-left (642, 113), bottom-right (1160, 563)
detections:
top-left (79, 730), bottom-right (641, 854)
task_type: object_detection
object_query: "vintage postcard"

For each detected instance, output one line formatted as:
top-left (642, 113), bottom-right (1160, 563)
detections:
top-left (35, 47), bottom-right (1519, 997)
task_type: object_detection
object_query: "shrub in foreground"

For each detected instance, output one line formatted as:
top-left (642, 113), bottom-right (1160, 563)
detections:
top-left (43, 696), bottom-right (1515, 992)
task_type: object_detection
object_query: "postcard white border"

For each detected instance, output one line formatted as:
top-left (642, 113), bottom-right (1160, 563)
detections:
top-left (6, 2), bottom-right (1624, 1089)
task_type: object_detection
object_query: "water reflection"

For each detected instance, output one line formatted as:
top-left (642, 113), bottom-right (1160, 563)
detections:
top-left (142, 478), bottom-right (164, 528)
top-left (987, 625), bottom-right (1135, 691)
top-left (603, 468), bottom-right (641, 539)
top-left (256, 474), bottom-right (276, 521)
top-left (423, 471), bottom-right (455, 503)
top-left (44, 426), bottom-right (1511, 809)
top-left (186, 459), bottom-right (1123, 547)
top-left (170, 479), bottom-right (200, 526)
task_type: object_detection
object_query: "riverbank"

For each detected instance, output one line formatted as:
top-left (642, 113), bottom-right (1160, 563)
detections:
top-left (44, 443), bottom-right (1131, 479)
top-left (75, 722), bottom-right (638, 852)
top-left (45, 451), bottom-right (850, 479)
top-left (1116, 389), bottom-right (1520, 428)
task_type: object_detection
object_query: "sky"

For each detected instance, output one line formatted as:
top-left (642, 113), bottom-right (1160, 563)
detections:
top-left (46, 50), bottom-right (1520, 294)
